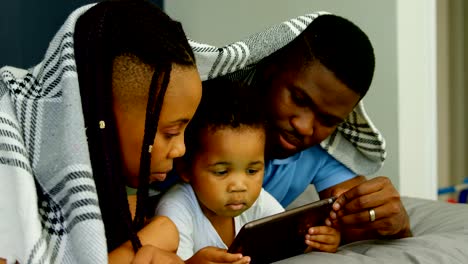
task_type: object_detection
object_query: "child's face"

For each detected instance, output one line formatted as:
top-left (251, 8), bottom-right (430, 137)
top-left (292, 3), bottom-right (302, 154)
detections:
top-left (263, 61), bottom-right (360, 159)
top-left (185, 127), bottom-right (265, 219)
top-left (114, 65), bottom-right (202, 187)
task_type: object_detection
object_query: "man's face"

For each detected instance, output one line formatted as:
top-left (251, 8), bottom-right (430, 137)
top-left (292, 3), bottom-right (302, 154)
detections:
top-left (263, 61), bottom-right (360, 159)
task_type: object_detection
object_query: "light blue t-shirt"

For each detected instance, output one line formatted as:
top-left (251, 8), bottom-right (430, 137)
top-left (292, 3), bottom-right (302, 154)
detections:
top-left (155, 183), bottom-right (284, 260)
top-left (263, 145), bottom-right (356, 207)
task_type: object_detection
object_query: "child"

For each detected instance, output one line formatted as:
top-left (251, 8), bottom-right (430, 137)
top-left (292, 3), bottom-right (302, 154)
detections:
top-left (155, 78), bottom-right (340, 263)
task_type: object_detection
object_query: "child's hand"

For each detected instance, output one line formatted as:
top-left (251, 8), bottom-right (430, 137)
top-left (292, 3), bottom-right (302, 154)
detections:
top-left (185, 246), bottom-right (250, 264)
top-left (304, 226), bottom-right (340, 253)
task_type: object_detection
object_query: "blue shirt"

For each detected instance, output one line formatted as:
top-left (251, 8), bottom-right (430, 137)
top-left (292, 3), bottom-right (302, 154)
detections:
top-left (263, 145), bottom-right (356, 207)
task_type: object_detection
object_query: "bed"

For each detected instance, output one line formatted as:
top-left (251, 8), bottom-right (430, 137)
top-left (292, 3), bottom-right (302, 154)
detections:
top-left (275, 186), bottom-right (468, 263)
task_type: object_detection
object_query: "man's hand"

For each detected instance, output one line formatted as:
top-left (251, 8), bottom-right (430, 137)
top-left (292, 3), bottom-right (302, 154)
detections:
top-left (321, 176), bottom-right (412, 243)
top-left (304, 226), bottom-right (340, 253)
top-left (185, 247), bottom-right (250, 264)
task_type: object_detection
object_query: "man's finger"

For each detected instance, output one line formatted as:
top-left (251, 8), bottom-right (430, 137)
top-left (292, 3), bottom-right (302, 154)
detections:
top-left (337, 206), bottom-right (382, 225)
top-left (334, 177), bottom-right (392, 212)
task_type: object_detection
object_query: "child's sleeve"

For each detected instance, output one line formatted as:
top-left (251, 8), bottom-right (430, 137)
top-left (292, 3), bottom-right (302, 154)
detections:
top-left (155, 193), bottom-right (195, 260)
top-left (257, 188), bottom-right (285, 218)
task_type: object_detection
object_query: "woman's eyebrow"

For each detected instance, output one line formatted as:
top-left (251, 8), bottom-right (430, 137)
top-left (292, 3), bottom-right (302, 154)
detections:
top-left (167, 118), bottom-right (190, 125)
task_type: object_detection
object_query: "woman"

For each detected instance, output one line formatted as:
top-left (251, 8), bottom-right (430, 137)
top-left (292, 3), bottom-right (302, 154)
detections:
top-left (0, 0), bottom-right (201, 263)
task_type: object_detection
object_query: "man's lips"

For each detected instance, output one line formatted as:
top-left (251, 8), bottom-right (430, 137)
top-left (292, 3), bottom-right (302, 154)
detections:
top-left (278, 131), bottom-right (301, 151)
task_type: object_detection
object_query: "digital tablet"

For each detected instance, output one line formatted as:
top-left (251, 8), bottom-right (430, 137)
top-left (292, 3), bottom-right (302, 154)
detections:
top-left (228, 196), bottom-right (336, 264)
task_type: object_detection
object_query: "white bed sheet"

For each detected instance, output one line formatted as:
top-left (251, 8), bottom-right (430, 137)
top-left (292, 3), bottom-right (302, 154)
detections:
top-left (275, 196), bottom-right (468, 263)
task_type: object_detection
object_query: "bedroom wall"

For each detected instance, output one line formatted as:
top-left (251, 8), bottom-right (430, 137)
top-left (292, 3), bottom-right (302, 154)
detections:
top-left (439, 0), bottom-right (468, 192)
top-left (396, 0), bottom-right (437, 200)
top-left (165, 0), bottom-right (400, 187)
top-left (0, 0), bottom-right (163, 68)
top-left (436, 0), bottom-right (450, 194)
top-left (0, 0), bottom-right (96, 68)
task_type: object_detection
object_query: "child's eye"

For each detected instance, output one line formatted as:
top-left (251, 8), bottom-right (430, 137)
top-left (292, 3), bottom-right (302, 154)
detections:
top-left (212, 170), bottom-right (228, 176)
top-left (246, 168), bottom-right (259, 175)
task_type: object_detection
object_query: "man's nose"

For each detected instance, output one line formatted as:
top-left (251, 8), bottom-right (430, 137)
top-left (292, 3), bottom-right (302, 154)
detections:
top-left (291, 111), bottom-right (314, 137)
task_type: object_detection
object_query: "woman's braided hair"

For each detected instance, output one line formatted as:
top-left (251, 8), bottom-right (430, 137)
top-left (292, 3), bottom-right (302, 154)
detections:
top-left (74, 0), bottom-right (195, 252)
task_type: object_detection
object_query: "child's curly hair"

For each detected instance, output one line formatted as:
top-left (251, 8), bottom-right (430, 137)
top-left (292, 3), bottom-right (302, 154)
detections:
top-left (183, 77), bottom-right (267, 163)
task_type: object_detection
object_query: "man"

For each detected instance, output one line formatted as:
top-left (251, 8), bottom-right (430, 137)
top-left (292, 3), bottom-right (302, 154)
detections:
top-left (255, 14), bottom-right (412, 243)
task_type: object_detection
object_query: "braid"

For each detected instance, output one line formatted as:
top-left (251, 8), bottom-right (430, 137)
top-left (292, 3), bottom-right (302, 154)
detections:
top-left (133, 63), bottom-right (171, 230)
top-left (75, 4), bottom-right (133, 251)
top-left (74, 0), bottom-right (195, 252)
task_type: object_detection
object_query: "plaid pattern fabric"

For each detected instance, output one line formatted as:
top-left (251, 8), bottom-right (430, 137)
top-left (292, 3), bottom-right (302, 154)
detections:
top-left (0, 4), bottom-right (107, 264)
top-left (191, 11), bottom-right (386, 175)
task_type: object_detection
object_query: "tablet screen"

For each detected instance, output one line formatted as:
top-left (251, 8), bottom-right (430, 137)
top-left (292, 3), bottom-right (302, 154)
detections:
top-left (228, 196), bottom-right (336, 264)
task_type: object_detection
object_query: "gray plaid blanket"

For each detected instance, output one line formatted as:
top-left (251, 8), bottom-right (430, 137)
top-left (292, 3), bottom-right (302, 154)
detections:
top-left (0, 4), bottom-right (106, 264)
top-left (0, 5), bottom-right (385, 264)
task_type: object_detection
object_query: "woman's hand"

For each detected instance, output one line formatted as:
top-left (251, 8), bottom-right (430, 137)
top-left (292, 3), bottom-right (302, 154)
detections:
top-left (185, 247), bottom-right (250, 264)
top-left (109, 216), bottom-right (180, 263)
top-left (131, 245), bottom-right (184, 264)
